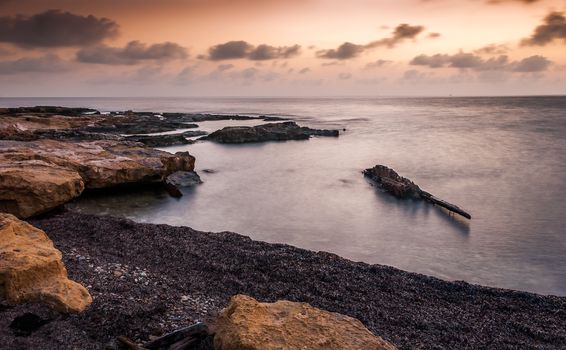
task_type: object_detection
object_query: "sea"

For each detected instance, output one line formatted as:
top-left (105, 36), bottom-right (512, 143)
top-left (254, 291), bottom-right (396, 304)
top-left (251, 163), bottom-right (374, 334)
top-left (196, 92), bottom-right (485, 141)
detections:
top-left (2, 96), bottom-right (565, 296)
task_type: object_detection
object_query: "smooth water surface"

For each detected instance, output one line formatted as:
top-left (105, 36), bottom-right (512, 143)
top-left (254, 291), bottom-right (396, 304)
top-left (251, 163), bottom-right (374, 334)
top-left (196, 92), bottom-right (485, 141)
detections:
top-left (2, 96), bottom-right (565, 295)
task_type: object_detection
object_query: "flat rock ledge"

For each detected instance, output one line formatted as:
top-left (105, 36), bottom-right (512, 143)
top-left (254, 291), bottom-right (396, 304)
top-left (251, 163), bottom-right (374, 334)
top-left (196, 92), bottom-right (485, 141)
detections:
top-left (215, 295), bottom-right (397, 350)
top-left (0, 139), bottom-right (195, 218)
top-left (0, 213), bottom-right (92, 313)
top-left (203, 121), bottom-right (339, 143)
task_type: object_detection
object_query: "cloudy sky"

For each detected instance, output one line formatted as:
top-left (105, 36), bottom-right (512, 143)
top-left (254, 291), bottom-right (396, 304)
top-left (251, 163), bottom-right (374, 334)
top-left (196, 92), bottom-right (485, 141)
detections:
top-left (0, 0), bottom-right (565, 96)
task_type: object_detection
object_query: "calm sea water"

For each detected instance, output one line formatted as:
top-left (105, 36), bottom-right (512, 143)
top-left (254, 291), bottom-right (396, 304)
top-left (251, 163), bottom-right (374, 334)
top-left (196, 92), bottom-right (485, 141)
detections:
top-left (2, 96), bottom-right (565, 296)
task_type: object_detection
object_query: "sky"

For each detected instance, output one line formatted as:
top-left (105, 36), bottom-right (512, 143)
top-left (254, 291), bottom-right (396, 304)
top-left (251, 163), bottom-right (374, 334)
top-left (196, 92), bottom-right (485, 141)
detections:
top-left (0, 0), bottom-right (565, 96)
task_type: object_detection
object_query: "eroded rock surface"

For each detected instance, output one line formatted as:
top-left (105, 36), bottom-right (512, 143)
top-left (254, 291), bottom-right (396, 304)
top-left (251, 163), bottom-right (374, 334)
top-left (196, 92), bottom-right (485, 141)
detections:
top-left (204, 121), bottom-right (339, 143)
top-left (0, 213), bottom-right (92, 313)
top-left (214, 295), bottom-right (397, 350)
top-left (0, 139), bottom-right (195, 217)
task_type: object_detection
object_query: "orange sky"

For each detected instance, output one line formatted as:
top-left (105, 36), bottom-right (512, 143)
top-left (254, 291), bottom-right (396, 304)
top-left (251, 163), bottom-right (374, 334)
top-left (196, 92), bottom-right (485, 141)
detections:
top-left (0, 0), bottom-right (565, 96)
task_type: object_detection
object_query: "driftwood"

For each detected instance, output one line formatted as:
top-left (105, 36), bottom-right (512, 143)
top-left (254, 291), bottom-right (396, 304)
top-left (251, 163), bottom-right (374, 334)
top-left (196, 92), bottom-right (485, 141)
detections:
top-left (363, 165), bottom-right (472, 219)
top-left (117, 336), bottom-right (147, 350)
top-left (144, 323), bottom-right (208, 350)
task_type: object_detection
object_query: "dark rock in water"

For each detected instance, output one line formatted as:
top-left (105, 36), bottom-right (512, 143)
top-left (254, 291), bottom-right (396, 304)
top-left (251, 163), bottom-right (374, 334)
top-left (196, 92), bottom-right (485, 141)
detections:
top-left (203, 121), bottom-right (339, 144)
top-left (182, 130), bottom-right (208, 138)
top-left (166, 171), bottom-right (202, 187)
top-left (164, 182), bottom-right (183, 198)
top-left (10, 313), bottom-right (51, 336)
top-left (162, 113), bottom-right (260, 123)
top-left (32, 129), bottom-right (124, 141)
top-left (1, 106), bottom-right (99, 116)
top-left (202, 169), bottom-right (217, 174)
top-left (261, 116), bottom-right (288, 121)
top-left (363, 165), bottom-right (421, 199)
top-left (363, 164), bottom-right (472, 219)
top-left (85, 120), bottom-right (198, 135)
top-left (126, 134), bottom-right (192, 148)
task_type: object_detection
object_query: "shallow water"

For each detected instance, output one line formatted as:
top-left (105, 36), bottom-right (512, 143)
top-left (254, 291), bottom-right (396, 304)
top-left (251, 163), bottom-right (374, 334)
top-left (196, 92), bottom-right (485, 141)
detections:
top-left (2, 96), bottom-right (565, 296)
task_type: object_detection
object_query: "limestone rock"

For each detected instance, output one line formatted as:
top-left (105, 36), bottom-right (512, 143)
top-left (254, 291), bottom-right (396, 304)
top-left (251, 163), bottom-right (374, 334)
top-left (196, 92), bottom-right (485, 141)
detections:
top-left (0, 213), bottom-right (92, 313)
top-left (362, 165), bottom-right (421, 198)
top-left (0, 140), bottom-right (195, 218)
top-left (214, 295), bottom-right (397, 350)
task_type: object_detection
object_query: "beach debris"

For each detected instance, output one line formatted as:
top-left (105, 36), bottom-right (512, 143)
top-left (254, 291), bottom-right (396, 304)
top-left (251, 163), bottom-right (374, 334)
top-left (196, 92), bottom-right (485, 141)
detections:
top-left (214, 294), bottom-right (397, 350)
top-left (0, 213), bottom-right (92, 312)
top-left (143, 322), bottom-right (209, 349)
top-left (363, 165), bottom-right (472, 219)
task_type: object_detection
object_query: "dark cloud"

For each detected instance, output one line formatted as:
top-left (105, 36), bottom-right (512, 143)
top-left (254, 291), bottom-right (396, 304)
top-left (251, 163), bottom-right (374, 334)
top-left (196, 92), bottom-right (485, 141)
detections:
top-left (366, 24), bottom-right (425, 48)
top-left (428, 32), bottom-right (441, 38)
top-left (317, 24), bottom-right (425, 60)
top-left (206, 41), bottom-right (301, 60)
top-left (316, 42), bottom-right (365, 59)
top-left (512, 55), bottom-right (551, 72)
top-left (0, 54), bottom-right (69, 74)
top-left (248, 44), bottom-right (301, 60)
top-left (521, 11), bottom-right (566, 46)
top-left (76, 41), bottom-right (187, 65)
top-left (298, 67), bottom-right (311, 74)
top-left (410, 52), bottom-right (551, 72)
top-left (0, 10), bottom-right (118, 47)
top-left (487, 0), bottom-right (540, 4)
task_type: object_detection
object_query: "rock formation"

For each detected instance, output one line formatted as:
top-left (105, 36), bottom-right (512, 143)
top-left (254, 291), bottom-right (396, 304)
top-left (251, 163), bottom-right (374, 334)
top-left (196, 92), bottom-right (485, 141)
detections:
top-left (204, 121), bottom-right (339, 143)
top-left (214, 295), bottom-right (397, 350)
top-left (0, 213), bottom-right (92, 313)
top-left (363, 165), bottom-right (472, 219)
top-left (0, 139), bottom-right (195, 218)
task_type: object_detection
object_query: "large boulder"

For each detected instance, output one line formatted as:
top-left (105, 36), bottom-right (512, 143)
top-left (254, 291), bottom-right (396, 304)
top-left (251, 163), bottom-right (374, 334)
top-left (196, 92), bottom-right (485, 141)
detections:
top-left (0, 213), bottom-right (92, 313)
top-left (0, 140), bottom-right (195, 218)
top-left (204, 121), bottom-right (339, 143)
top-left (214, 295), bottom-right (397, 350)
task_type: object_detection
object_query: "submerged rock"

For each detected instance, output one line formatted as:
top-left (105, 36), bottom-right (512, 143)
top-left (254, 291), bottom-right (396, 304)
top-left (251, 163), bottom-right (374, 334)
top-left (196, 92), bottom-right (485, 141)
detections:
top-left (0, 140), bottom-right (195, 218)
top-left (0, 213), bottom-right (92, 313)
top-left (214, 295), bottom-right (397, 350)
top-left (126, 131), bottom-right (207, 148)
top-left (204, 121), bottom-right (339, 143)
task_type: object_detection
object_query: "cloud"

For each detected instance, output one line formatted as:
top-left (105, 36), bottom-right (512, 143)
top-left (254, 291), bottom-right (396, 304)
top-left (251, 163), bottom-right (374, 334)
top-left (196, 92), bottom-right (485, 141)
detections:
top-left (487, 0), bottom-right (541, 4)
top-left (410, 52), bottom-right (551, 72)
top-left (338, 72), bottom-right (352, 80)
top-left (521, 11), bottom-right (566, 46)
top-left (0, 54), bottom-right (69, 74)
top-left (317, 24), bottom-right (425, 60)
top-left (512, 55), bottom-right (552, 72)
top-left (0, 10), bottom-right (118, 47)
top-left (366, 24), bottom-right (425, 49)
top-left (76, 41), bottom-right (187, 65)
top-left (217, 63), bottom-right (235, 71)
top-left (298, 67), bottom-right (311, 74)
top-left (248, 44), bottom-right (301, 60)
top-left (205, 40), bottom-right (301, 60)
top-left (316, 42), bottom-right (365, 59)
top-left (365, 59), bottom-right (392, 69)
top-left (474, 44), bottom-right (510, 55)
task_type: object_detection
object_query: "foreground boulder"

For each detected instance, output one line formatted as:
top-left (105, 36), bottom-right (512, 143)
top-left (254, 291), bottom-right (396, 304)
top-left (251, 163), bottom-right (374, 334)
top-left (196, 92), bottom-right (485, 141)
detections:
top-left (0, 213), bottom-right (92, 313)
top-left (204, 121), bottom-right (339, 143)
top-left (363, 164), bottom-right (471, 219)
top-left (0, 140), bottom-right (195, 218)
top-left (214, 295), bottom-right (397, 350)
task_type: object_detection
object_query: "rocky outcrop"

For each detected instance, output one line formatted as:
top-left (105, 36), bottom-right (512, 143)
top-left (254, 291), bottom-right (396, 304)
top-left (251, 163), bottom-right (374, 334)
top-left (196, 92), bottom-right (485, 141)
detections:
top-left (204, 121), bottom-right (339, 144)
top-left (126, 130), bottom-right (207, 147)
top-left (0, 139), bottom-right (195, 218)
top-left (214, 295), bottom-right (397, 350)
top-left (363, 165), bottom-right (471, 219)
top-left (0, 213), bottom-right (92, 313)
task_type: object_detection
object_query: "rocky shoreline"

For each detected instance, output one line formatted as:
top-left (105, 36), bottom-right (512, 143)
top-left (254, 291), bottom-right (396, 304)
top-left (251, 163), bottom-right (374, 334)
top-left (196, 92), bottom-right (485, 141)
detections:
top-left (0, 210), bottom-right (563, 349)
top-left (1, 106), bottom-right (565, 349)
